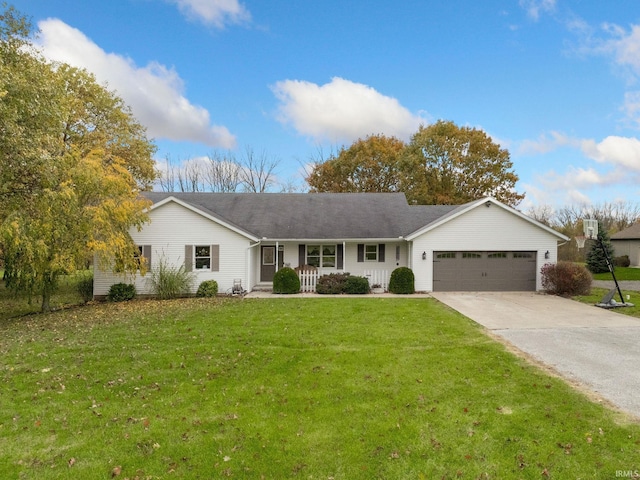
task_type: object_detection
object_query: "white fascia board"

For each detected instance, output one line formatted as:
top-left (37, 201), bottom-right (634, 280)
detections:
top-left (264, 237), bottom-right (408, 243)
top-left (405, 197), bottom-right (570, 241)
top-left (150, 196), bottom-right (260, 242)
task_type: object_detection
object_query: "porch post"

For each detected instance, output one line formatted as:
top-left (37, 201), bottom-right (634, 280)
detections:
top-left (343, 241), bottom-right (346, 272)
top-left (275, 241), bottom-right (279, 272)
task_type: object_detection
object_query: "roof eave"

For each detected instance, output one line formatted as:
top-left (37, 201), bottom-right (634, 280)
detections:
top-left (405, 197), bottom-right (570, 241)
top-left (150, 196), bottom-right (260, 242)
top-left (259, 237), bottom-right (409, 243)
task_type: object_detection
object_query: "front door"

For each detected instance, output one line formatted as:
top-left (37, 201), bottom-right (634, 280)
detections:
top-left (260, 245), bottom-right (285, 282)
top-left (261, 246), bottom-right (276, 282)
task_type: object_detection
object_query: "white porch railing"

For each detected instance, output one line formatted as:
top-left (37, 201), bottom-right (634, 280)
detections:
top-left (297, 269), bottom-right (389, 293)
top-left (364, 270), bottom-right (389, 290)
top-left (298, 270), bottom-right (318, 293)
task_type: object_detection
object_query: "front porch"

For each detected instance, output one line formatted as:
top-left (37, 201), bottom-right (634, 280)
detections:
top-left (253, 269), bottom-right (391, 293)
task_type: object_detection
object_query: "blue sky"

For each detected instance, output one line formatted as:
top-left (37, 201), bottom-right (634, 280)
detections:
top-left (14, 0), bottom-right (640, 208)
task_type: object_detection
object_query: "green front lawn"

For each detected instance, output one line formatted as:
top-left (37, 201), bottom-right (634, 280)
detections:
top-left (592, 266), bottom-right (640, 281)
top-left (0, 272), bottom-right (88, 320)
top-left (1, 298), bottom-right (639, 479)
top-left (574, 287), bottom-right (640, 317)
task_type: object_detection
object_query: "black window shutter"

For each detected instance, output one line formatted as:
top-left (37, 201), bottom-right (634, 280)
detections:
top-left (298, 244), bottom-right (305, 267)
top-left (378, 244), bottom-right (385, 262)
top-left (185, 245), bottom-right (193, 272)
top-left (142, 245), bottom-right (152, 266)
top-left (337, 244), bottom-right (344, 269)
top-left (357, 244), bottom-right (364, 262)
top-left (211, 245), bottom-right (220, 272)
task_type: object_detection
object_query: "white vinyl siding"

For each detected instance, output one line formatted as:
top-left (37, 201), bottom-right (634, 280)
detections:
top-left (94, 201), bottom-right (251, 296)
top-left (411, 204), bottom-right (561, 292)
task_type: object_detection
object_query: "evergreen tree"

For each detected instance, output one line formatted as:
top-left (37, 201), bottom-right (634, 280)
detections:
top-left (585, 223), bottom-right (615, 274)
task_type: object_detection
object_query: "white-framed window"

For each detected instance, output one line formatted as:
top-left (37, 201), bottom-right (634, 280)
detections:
top-left (364, 244), bottom-right (378, 261)
top-left (263, 246), bottom-right (275, 265)
top-left (307, 245), bottom-right (336, 268)
top-left (195, 245), bottom-right (211, 269)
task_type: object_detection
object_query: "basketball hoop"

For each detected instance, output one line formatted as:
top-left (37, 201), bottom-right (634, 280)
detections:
top-left (575, 235), bottom-right (586, 249)
top-left (583, 219), bottom-right (598, 240)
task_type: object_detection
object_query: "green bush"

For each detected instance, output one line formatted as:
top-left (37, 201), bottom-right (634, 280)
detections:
top-left (148, 257), bottom-right (195, 299)
top-left (586, 226), bottom-right (615, 274)
top-left (316, 273), bottom-right (350, 294)
top-left (343, 275), bottom-right (370, 294)
top-left (614, 255), bottom-right (631, 268)
top-left (315, 273), bottom-right (369, 294)
top-left (273, 267), bottom-right (300, 294)
top-left (389, 267), bottom-right (415, 294)
top-left (196, 280), bottom-right (218, 297)
top-left (541, 261), bottom-right (592, 296)
top-left (76, 274), bottom-right (94, 303)
top-left (107, 283), bottom-right (136, 302)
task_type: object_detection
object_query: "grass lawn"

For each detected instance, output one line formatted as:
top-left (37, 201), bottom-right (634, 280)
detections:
top-left (592, 266), bottom-right (640, 281)
top-left (0, 271), bottom-right (88, 320)
top-left (1, 297), bottom-right (640, 479)
top-left (574, 287), bottom-right (640, 318)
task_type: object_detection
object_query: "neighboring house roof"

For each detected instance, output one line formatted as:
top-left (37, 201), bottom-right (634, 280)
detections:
top-left (611, 222), bottom-right (640, 240)
top-left (142, 192), bottom-right (566, 241)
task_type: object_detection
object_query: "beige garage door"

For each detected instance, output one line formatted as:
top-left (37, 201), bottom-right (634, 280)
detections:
top-left (433, 251), bottom-right (537, 291)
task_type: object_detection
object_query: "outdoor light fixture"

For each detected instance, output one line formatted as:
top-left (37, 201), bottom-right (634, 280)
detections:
top-left (422, 251), bottom-right (427, 260)
top-left (545, 250), bottom-right (550, 259)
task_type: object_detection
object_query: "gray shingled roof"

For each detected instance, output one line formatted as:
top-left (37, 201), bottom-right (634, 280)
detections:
top-left (143, 192), bottom-right (460, 240)
top-left (611, 222), bottom-right (640, 240)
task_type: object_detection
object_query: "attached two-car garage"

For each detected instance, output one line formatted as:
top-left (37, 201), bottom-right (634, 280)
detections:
top-left (432, 251), bottom-right (537, 291)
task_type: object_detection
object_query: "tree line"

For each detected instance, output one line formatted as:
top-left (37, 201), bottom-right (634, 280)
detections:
top-left (527, 202), bottom-right (640, 262)
top-left (160, 121), bottom-right (525, 207)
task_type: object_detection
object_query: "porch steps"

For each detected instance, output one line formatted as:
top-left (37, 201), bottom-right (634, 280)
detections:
top-left (252, 283), bottom-right (273, 292)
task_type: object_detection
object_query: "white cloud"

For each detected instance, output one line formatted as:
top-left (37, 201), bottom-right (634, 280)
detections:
top-left (622, 91), bottom-right (640, 129)
top-left (519, 132), bottom-right (640, 172)
top-left (168, 0), bottom-right (250, 28)
top-left (541, 166), bottom-right (623, 190)
top-left (517, 131), bottom-right (571, 155)
top-left (517, 132), bottom-right (640, 205)
top-left (531, 166), bottom-right (626, 206)
top-left (605, 23), bottom-right (640, 76)
top-left (579, 135), bottom-right (640, 170)
top-left (35, 18), bottom-right (236, 148)
top-left (271, 77), bottom-right (424, 144)
top-left (519, 0), bottom-right (556, 21)
top-left (573, 22), bottom-right (640, 129)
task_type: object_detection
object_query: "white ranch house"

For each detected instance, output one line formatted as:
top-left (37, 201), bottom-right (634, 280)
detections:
top-left (93, 193), bottom-right (568, 297)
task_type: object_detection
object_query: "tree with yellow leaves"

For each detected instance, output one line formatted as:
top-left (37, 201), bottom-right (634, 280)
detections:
top-left (0, 5), bottom-right (156, 312)
top-left (306, 134), bottom-right (406, 193)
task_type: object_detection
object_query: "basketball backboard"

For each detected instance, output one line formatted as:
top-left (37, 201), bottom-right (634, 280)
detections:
top-left (583, 219), bottom-right (598, 240)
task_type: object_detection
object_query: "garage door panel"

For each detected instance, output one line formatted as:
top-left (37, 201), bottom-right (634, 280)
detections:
top-left (433, 251), bottom-right (536, 292)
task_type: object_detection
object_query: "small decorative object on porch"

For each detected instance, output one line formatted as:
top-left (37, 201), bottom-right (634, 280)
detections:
top-left (231, 278), bottom-right (246, 296)
top-left (371, 284), bottom-right (384, 294)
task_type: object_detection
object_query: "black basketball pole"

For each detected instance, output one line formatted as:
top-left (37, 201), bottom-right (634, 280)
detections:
top-left (598, 237), bottom-right (625, 304)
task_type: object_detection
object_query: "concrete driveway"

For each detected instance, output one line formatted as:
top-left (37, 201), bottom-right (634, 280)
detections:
top-left (431, 292), bottom-right (640, 420)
